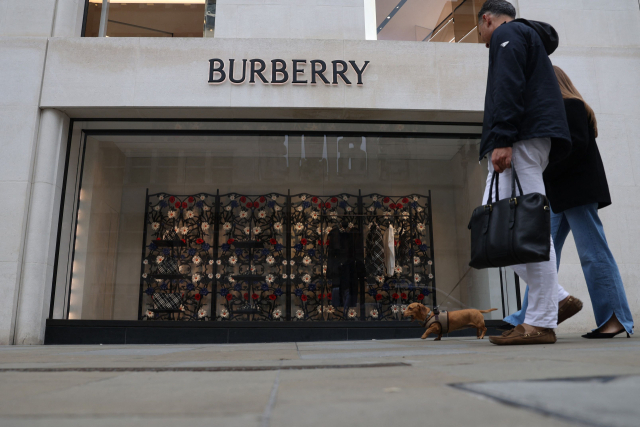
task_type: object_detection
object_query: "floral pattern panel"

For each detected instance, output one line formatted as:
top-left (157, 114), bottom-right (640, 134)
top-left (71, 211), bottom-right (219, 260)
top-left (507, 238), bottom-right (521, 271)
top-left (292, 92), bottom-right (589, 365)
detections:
top-left (216, 194), bottom-right (287, 321)
top-left (289, 194), bottom-right (359, 321)
top-left (139, 190), bottom-right (435, 322)
top-left (361, 194), bottom-right (435, 321)
top-left (288, 193), bottom-right (364, 321)
top-left (140, 193), bottom-right (216, 321)
top-left (316, 193), bottom-right (363, 321)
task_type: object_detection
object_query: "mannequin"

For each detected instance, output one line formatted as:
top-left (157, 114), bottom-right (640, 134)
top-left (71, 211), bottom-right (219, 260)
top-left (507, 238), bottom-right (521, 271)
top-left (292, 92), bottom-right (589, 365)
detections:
top-left (327, 221), bottom-right (365, 311)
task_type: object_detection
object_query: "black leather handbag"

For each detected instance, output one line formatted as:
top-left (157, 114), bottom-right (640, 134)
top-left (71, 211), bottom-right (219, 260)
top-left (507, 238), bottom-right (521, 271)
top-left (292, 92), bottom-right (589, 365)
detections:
top-left (468, 165), bottom-right (551, 269)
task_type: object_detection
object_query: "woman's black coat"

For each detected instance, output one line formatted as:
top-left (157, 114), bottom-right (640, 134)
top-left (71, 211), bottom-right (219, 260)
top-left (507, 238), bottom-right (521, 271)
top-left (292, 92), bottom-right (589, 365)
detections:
top-left (543, 98), bottom-right (611, 213)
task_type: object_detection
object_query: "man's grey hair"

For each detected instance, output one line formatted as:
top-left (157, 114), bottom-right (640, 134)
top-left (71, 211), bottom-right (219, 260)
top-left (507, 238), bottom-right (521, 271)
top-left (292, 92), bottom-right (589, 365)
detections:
top-left (477, 0), bottom-right (517, 22)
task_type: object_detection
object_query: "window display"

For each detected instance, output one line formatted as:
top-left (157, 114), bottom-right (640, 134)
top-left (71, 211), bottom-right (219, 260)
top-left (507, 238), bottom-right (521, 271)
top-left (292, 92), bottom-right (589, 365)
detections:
top-left (139, 191), bottom-right (435, 321)
top-left (52, 121), bottom-right (520, 327)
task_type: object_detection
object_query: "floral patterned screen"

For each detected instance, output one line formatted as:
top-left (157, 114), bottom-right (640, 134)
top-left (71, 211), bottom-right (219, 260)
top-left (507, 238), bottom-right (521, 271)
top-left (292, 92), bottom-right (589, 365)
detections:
top-left (139, 190), bottom-right (435, 321)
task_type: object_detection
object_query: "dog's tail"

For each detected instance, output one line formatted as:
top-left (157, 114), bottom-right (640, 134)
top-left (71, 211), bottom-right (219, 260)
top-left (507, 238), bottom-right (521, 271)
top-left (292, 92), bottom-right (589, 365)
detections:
top-left (478, 308), bottom-right (498, 314)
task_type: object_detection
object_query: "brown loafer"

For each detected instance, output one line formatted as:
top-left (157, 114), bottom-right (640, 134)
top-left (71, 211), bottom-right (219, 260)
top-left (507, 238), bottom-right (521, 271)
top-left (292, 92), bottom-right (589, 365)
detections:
top-left (501, 327), bottom-right (516, 337)
top-left (489, 325), bottom-right (557, 345)
top-left (558, 296), bottom-right (583, 324)
top-left (500, 296), bottom-right (582, 334)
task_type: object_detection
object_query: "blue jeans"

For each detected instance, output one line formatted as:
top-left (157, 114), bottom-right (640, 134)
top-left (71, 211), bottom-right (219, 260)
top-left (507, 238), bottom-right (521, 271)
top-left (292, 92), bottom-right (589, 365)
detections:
top-left (504, 203), bottom-right (634, 334)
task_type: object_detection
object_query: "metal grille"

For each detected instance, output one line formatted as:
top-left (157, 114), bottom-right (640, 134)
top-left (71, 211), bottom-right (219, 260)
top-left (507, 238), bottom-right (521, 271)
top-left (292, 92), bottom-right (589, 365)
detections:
top-left (139, 190), bottom-right (435, 321)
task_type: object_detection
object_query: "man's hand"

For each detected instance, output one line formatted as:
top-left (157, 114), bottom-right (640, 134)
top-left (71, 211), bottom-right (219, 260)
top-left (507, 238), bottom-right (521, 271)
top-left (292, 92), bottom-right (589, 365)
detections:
top-left (491, 147), bottom-right (512, 173)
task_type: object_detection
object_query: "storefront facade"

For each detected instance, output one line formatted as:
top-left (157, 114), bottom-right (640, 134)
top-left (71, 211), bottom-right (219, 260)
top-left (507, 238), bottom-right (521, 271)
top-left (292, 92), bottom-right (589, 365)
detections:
top-left (1, 0), bottom-right (639, 344)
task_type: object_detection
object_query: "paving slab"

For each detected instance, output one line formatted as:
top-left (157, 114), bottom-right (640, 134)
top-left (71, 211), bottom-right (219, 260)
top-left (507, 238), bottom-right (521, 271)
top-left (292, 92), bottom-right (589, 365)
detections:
top-left (0, 334), bottom-right (637, 427)
top-left (455, 375), bottom-right (640, 427)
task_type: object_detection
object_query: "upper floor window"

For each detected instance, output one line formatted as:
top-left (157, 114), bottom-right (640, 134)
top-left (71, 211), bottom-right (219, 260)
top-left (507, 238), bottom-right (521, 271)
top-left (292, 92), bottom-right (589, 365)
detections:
top-left (375, 0), bottom-right (484, 43)
top-left (84, 0), bottom-right (215, 38)
top-left (83, 0), bottom-right (484, 42)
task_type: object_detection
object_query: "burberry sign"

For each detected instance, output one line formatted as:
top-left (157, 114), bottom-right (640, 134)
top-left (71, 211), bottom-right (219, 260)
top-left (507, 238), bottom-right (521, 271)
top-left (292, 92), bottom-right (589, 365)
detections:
top-left (208, 59), bottom-right (370, 86)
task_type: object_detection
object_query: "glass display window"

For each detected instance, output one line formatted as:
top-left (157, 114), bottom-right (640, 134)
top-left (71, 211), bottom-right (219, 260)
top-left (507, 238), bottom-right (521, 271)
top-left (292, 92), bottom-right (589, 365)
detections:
top-left (51, 120), bottom-right (520, 325)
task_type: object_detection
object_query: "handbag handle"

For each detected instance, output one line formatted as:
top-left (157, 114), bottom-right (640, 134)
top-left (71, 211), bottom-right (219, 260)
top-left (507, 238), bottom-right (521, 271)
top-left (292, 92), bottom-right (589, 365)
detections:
top-left (510, 163), bottom-right (524, 198)
top-left (486, 163), bottom-right (524, 205)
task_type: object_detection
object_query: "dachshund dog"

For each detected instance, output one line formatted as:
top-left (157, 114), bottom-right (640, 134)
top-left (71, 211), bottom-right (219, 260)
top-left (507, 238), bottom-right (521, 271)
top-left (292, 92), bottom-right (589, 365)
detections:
top-left (403, 302), bottom-right (497, 340)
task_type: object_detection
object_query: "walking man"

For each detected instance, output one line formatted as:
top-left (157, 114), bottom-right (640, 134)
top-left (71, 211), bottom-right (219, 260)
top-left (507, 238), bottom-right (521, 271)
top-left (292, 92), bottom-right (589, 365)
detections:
top-left (476, 0), bottom-right (571, 345)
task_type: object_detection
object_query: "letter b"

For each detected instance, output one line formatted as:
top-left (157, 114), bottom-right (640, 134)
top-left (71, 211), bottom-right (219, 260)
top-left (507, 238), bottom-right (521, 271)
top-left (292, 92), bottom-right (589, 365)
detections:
top-left (209, 58), bottom-right (226, 84)
top-left (271, 59), bottom-right (288, 84)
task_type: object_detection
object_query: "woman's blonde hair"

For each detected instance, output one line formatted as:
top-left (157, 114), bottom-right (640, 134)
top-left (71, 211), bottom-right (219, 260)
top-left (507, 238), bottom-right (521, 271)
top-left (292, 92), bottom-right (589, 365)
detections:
top-left (553, 65), bottom-right (598, 137)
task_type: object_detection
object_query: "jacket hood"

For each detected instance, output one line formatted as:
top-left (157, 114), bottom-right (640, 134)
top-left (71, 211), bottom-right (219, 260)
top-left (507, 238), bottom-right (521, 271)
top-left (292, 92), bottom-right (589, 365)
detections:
top-left (513, 18), bottom-right (559, 55)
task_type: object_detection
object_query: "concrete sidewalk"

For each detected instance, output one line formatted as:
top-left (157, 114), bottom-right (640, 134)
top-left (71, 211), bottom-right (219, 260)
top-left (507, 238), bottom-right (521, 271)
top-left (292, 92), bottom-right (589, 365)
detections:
top-left (0, 333), bottom-right (638, 427)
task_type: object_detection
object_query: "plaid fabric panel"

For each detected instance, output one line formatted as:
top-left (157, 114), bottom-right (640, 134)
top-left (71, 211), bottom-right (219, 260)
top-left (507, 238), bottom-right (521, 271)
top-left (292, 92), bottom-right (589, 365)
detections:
top-left (153, 293), bottom-right (182, 310)
top-left (162, 228), bottom-right (178, 241)
top-left (365, 225), bottom-right (385, 277)
top-left (157, 257), bottom-right (179, 275)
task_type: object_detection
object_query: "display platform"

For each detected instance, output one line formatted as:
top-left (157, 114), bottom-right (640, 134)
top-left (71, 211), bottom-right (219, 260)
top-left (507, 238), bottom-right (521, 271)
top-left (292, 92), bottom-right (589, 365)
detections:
top-left (45, 320), bottom-right (509, 345)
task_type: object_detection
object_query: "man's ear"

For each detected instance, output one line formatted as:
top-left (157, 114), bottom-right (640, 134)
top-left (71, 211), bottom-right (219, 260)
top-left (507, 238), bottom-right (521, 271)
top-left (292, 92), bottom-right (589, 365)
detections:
top-left (482, 13), bottom-right (494, 30)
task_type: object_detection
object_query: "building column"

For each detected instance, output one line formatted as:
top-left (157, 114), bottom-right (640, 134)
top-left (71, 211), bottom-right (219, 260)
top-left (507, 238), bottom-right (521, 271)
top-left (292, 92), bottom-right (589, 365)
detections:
top-left (13, 109), bottom-right (69, 345)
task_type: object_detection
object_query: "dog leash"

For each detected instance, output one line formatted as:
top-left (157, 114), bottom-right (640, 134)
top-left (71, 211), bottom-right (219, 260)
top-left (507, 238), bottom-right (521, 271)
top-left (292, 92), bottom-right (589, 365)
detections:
top-left (409, 267), bottom-right (473, 327)
top-left (433, 266), bottom-right (473, 311)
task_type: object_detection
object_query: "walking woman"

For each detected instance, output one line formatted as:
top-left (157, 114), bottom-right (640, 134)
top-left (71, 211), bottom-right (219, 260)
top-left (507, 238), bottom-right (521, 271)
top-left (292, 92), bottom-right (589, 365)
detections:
top-left (504, 66), bottom-right (634, 338)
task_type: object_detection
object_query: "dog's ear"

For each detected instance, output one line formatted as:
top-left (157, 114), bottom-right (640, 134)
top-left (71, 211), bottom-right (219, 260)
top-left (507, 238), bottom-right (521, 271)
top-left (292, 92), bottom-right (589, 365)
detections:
top-left (420, 305), bottom-right (428, 316)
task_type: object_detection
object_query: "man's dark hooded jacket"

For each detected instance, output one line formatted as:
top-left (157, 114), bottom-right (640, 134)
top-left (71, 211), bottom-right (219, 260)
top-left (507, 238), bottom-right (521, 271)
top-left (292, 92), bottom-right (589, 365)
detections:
top-left (480, 19), bottom-right (571, 162)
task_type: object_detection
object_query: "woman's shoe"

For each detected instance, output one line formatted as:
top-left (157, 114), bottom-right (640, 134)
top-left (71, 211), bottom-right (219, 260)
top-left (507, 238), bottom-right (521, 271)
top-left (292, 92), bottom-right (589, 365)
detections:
top-left (558, 296), bottom-right (583, 324)
top-left (582, 328), bottom-right (630, 339)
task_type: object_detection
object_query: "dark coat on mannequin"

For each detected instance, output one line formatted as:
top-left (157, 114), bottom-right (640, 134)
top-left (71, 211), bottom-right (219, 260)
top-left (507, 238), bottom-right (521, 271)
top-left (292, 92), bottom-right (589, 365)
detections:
top-left (327, 227), bottom-right (365, 307)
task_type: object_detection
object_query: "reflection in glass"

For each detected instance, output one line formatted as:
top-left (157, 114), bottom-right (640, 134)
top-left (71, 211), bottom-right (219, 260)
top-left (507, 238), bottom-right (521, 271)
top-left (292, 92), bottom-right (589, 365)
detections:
top-left (204, 0), bottom-right (216, 37)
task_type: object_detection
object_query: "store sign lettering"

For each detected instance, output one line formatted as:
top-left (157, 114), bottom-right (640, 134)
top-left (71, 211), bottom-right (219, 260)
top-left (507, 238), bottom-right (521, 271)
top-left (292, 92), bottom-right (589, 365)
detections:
top-left (208, 59), bottom-right (370, 86)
